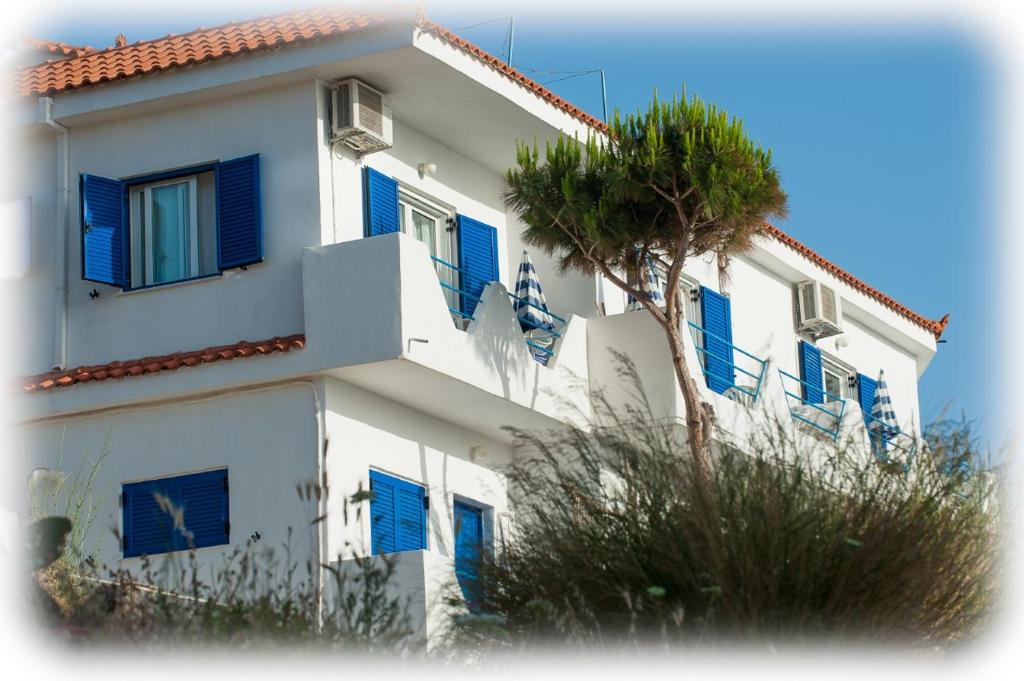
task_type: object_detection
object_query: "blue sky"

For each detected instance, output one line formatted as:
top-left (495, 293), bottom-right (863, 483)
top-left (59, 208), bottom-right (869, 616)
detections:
top-left (28, 3), bottom-right (998, 454)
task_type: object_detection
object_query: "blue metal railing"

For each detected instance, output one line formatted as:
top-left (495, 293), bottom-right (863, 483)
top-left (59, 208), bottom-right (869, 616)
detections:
top-left (862, 411), bottom-right (917, 465)
top-left (510, 297), bottom-right (567, 363)
top-left (778, 369), bottom-right (847, 441)
top-left (430, 255), bottom-right (566, 364)
top-left (686, 322), bottom-right (768, 405)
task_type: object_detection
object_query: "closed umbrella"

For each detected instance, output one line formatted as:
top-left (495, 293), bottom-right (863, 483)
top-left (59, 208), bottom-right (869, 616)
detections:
top-left (513, 250), bottom-right (555, 331)
top-left (870, 369), bottom-right (899, 452)
top-left (627, 254), bottom-right (664, 311)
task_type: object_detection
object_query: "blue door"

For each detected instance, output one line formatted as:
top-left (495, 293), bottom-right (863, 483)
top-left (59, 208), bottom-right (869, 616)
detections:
top-left (453, 500), bottom-right (484, 610)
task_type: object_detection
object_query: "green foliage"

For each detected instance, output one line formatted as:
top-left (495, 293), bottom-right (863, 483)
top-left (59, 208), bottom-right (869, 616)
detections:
top-left (465, 360), bottom-right (1000, 649)
top-left (38, 533), bottom-right (416, 650)
top-left (32, 480), bottom-right (417, 651)
top-left (504, 88), bottom-right (788, 283)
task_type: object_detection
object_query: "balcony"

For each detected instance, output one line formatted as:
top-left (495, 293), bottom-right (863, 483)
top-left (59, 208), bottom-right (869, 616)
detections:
top-left (301, 233), bottom-right (590, 441)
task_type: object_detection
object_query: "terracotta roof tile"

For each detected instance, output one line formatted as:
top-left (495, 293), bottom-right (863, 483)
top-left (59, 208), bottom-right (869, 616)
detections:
top-left (21, 334), bottom-right (305, 393)
top-left (762, 224), bottom-right (948, 339)
top-left (16, 5), bottom-right (397, 97)
top-left (23, 36), bottom-right (96, 60)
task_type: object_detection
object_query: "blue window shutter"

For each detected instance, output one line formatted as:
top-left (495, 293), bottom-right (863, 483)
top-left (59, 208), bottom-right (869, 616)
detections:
top-left (362, 167), bottom-right (400, 237)
top-left (369, 472), bottom-right (396, 555)
top-left (122, 470), bottom-right (229, 558)
top-left (178, 469), bottom-right (229, 550)
top-left (370, 470), bottom-right (427, 555)
top-left (216, 154), bottom-right (262, 270)
top-left (857, 373), bottom-right (878, 423)
top-left (81, 173), bottom-right (128, 287)
top-left (454, 500), bottom-right (484, 610)
top-left (799, 340), bottom-right (824, 404)
top-left (122, 478), bottom-right (177, 557)
top-left (699, 286), bottom-right (735, 394)
top-left (456, 214), bottom-right (499, 318)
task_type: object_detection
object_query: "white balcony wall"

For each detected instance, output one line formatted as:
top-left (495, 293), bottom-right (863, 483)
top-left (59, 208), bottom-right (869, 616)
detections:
top-left (302, 232), bottom-right (592, 436)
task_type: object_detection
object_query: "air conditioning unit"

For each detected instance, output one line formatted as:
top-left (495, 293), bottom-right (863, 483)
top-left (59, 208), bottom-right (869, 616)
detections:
top-left (331, 79), bottom-right (393, 154)
top-left (796, 280), bottom-right (843, 338)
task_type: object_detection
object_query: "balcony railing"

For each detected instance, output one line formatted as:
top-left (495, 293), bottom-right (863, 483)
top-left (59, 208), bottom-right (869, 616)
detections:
top-left (862, 411), bottom-right (917, 467)
top-left (687, 322), bottom-right (768, 405)
top-left (430, 255), bottom-right (566, 364)
top-left (778, 369), bottom-right (846, 441)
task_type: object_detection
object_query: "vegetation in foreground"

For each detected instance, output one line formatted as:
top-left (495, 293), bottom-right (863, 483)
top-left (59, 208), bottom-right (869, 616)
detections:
top-left (454, 362), bottom-right (1001, 651)
top-left (27, 374), bottom-right (1002, 654)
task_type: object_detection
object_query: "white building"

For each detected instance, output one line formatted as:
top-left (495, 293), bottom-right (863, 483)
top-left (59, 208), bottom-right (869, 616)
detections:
top-left (3, 5), bottom-right (947, 642)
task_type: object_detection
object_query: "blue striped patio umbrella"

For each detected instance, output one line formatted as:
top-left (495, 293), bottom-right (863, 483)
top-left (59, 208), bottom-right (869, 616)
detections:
top-left (513, 250), bottom-right (555, 332)
top-left (870, 369), bottom-right (899, 446)
top-left (627, 255), bottom-right (664, 311)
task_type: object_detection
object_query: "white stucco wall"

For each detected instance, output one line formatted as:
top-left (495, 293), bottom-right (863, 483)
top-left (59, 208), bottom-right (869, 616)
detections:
top-left (322, 376), bottom-right (512, 563)
top-left (1, 128), bottom-right (59, 377)
top-left (15, 383), bottom-right (320, 574)
top-left (16, 80), bottom-right (323, 375)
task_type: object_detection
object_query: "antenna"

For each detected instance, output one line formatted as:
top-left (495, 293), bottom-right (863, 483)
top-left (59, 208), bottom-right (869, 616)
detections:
top-left (507, 16), bottom-right (515, 67)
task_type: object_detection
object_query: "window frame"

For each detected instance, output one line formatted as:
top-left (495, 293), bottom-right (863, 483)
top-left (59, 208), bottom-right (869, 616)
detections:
top-left (397, 185), bottom-right (455, 263)
top-left (820, 353), bottom-right (856, 403)
top-left (123, 162), bottom-right (220, 290)
top-left (129, 175), bottom-right (200, 287)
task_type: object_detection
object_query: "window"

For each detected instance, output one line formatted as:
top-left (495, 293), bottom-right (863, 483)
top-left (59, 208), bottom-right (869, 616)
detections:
top-left (129, 173), bottom-right (218, 287)
top-left (369, 470), bottom-right (427, 555)
top-left (821, 356), bottom-right (855, 403)
top-left (453, 498), bottom-right (490, 611)
top-left (81, 155), bottom-right (262, 290)
top-left (122, 469), bottom-right (229, 558)
top-left (398, 189), bottom-right (452, 261)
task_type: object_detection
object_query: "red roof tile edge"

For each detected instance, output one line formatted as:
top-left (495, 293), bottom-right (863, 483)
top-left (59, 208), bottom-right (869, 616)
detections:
top-left (24, 36), bottom-right (95, 59)
top-left (21, 334), bottom-right (306, 393)
top-left (17, 6), bottom-right (397, 98)
top-left (763, 224), bottom-right (948, 339)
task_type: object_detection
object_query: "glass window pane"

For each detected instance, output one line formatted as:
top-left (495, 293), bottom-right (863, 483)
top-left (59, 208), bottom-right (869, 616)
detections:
top-left (411, 209), bottom-right (437, 257)
top-left (150, 182), bottom-right (190, 283)
top-left (824, 371), bottom-right (842, 402)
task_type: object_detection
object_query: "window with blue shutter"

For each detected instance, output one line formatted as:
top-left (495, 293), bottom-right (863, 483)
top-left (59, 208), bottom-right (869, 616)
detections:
top-left (82, 154), bottom-right (262, 288)
top-left (362, 167), bottom-right (401, 237)
top-left (456, 214), bottom-right (499, 318)
top-left (857, 373), bottom-right (877, 424)
top-left (454, 499), bottom-right (485, 611)
top-left (799, 340), bottom-right (824, 404)
top-left (122, 469), bottom-right (229, 558)
top-left (80, 174), bottom-right (129, 287)
top-left (699, 286), bottom-right (735, 394)
top-left (369, 470), bottom-right (427, 555)
top-left (216, 154), bottom-right (263, 270)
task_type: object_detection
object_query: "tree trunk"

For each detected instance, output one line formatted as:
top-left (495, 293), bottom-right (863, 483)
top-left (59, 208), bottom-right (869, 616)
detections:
top-left (660, 311), bottom-right (714, 480)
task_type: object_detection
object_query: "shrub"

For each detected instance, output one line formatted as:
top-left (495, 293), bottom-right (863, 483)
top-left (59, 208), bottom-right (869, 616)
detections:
top-left (469, 360), bottom-right (1001, 650)
top-left (32, 485), bottom-right (417, 651)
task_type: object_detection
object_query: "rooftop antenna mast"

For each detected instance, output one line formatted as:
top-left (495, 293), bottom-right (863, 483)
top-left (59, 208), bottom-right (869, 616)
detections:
top-left (507, 16), bottom-right (515, 67)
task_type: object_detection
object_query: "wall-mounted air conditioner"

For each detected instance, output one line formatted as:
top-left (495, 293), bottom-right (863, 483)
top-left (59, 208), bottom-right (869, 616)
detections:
top-left (331, 78), bottom-right (393, 154)
top-left (796, 279), bottom-right (843, 338)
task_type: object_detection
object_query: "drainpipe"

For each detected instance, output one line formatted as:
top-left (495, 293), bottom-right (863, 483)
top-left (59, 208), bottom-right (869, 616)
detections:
top-left (38, 97), bottom-right (69, 371)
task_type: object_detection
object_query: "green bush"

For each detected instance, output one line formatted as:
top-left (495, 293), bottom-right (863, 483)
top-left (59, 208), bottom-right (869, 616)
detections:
top-left (34, 485), bottom-right (417, 651)
top-left (469, 360), bottom-right (1001, 649)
